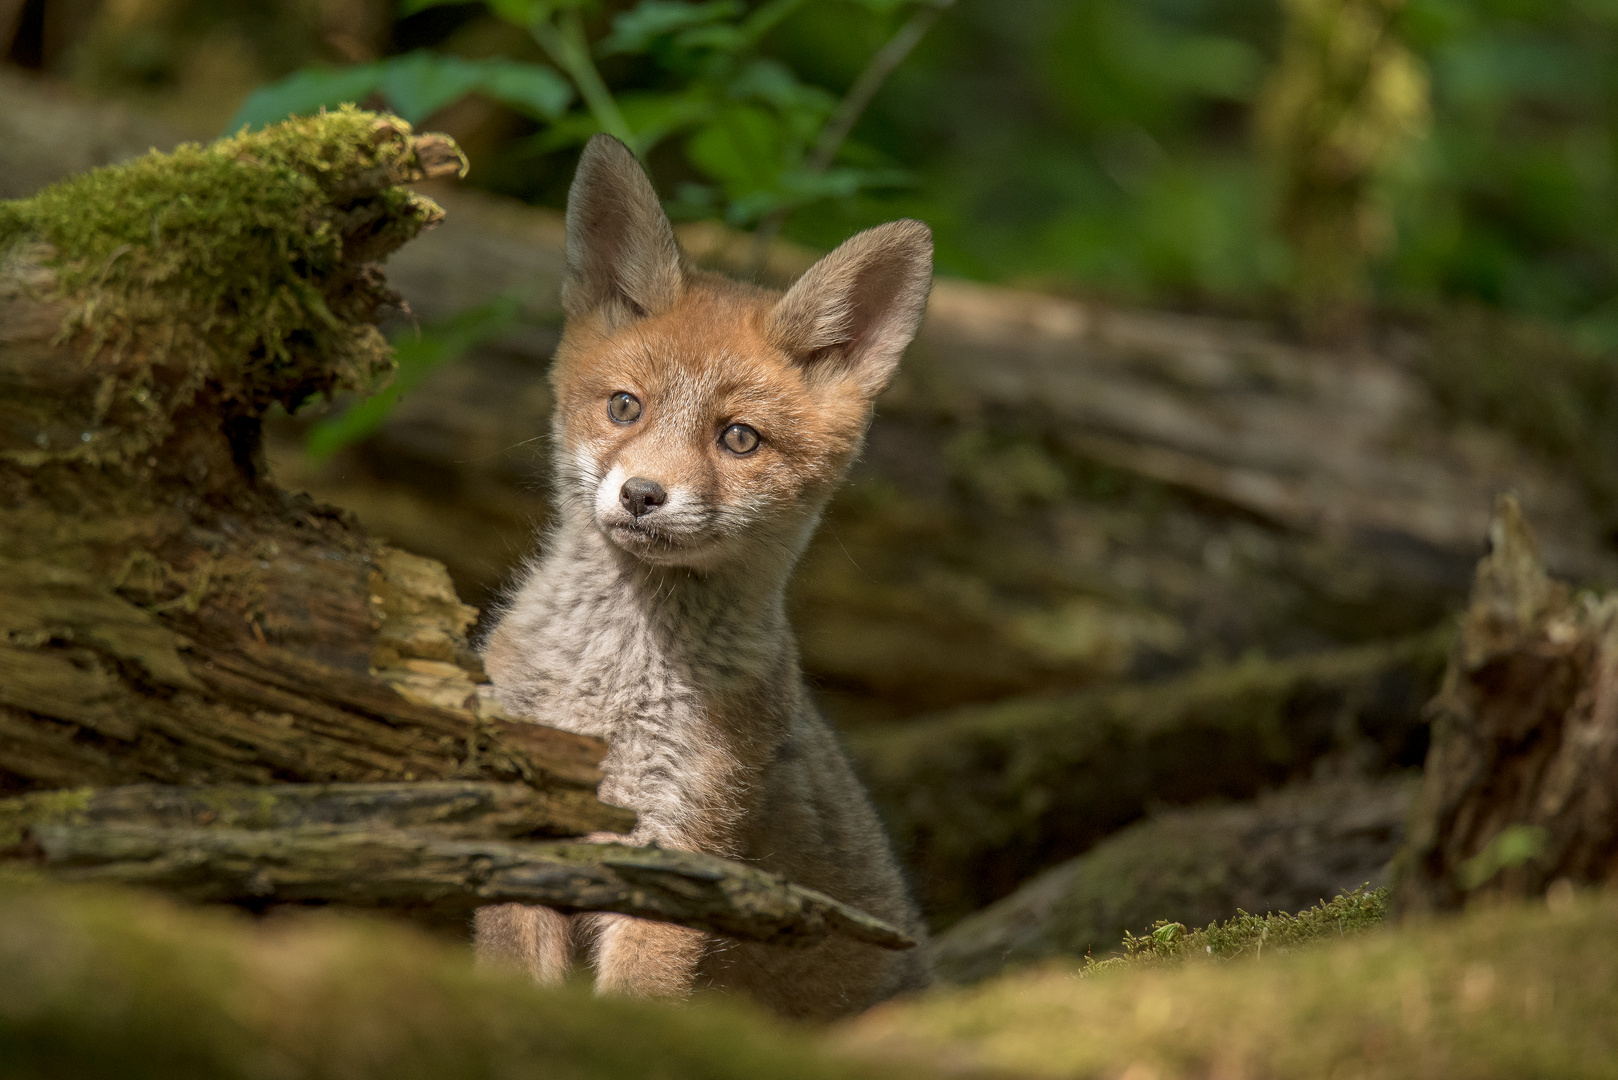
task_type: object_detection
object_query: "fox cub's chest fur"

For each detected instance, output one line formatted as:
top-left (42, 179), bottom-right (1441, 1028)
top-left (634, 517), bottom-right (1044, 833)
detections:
top-left (475, 133), bottom-right (934, 1020)
top-left (487, 523), bottom-right (795, 856)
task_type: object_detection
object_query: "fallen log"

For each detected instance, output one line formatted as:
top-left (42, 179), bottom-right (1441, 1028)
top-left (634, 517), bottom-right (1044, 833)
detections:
top-left (850, 631), bottom-right (1447, 925)
top-left (1396, 495), bottom-right (1618, 911)
top-left (1, 816), bottom-right (913, 949)
top-left (931, 773), bottom-right (1414, 982)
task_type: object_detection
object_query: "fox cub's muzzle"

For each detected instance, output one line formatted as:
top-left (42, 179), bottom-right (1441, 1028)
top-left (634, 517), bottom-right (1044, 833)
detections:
top-left (620, 477), bottom-right (667, 518)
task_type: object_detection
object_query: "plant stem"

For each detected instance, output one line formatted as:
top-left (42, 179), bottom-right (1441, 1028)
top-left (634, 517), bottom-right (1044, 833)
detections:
top-left (748, 0), bottom-right (955, 275)
top-left (532, 10), bottom-right (637, 150)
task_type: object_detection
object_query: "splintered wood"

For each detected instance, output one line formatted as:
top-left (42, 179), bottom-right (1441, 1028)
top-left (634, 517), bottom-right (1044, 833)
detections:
top-left (1398, 495), bottom-right (1618, 910)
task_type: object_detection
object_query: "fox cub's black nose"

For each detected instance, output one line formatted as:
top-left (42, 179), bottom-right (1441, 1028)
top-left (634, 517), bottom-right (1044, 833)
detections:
top-left (620, 477), bottom-right (668, 517)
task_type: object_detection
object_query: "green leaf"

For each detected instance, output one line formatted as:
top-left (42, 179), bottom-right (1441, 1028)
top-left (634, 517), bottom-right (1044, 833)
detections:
top-left (228, 65), bottom-right (385, 132)
top-left (728, 58), bottom-right (835, 140)
top-left (599, 1), bottom-right (743, 56)
top-left (377, 52), bottom-right (487, 123)
top-left (670, 23), bottom-right (746, 54)
top-left (305, 296), bottom-right (522, 461)
top-left (470, 58), bottom-right (574, 119)
top-left (231, 53), bottom-right (574, 133)
top-left (686, 104), bottom-right (786, 197)
top-left (1457, 825), bottom-right (1551, 890)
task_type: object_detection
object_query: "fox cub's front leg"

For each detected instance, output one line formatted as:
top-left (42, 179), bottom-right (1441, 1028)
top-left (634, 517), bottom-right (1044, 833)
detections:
top-left (583, 913), bottom-right (707, 998)
top-left (473, 904), bottom-right (571, 984)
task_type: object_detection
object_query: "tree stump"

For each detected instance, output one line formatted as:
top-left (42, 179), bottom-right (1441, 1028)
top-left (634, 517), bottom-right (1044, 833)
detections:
top-left (1396, 495), bottom-right (1618, 910)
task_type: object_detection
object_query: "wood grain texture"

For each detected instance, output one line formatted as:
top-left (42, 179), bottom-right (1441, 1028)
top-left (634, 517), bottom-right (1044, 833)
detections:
top-left (1397, 496), bottom-right (1618, 910)
top-left (0, 111), bottom-right (619, 835)
top-left (3, 819), bottom-right (915, 949)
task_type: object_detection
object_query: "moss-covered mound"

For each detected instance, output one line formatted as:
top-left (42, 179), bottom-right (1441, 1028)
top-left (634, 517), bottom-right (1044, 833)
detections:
top-left (0, 107), bottom-right (462, 469)
top-left (0, 873), bottom-right (895, 1080)
top-left (933, 775), bottom-right (1410, 982)
top-left (844, 890), bottom-right (1618, 1079)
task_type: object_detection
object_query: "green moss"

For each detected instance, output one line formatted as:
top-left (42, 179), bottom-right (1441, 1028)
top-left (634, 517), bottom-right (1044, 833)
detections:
top-left (0, 873), bottom-right (900, 1080)
top-left (845, 891), bottom-right (1618, 1079)
top-left (0, 107), bottom-right (454, 468)
top-left (931, 776), bottom-right (1412, 983)
top-left (0, 788), bottom-right (93, 847)
top-left (1083, 886), bottom-right (1389, 975)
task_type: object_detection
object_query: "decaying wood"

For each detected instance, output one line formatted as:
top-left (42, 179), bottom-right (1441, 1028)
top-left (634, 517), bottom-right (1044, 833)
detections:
top-left (0, 781), bottom-right (634, 842)
top-left (1396, 496), bottom-right (1618, 911)
top-left (0, 111), bottom-right (618, 819)
top-left (931, 772), bottom-right (1415, 983)
top-left (1, 814), bottom-right (915, 949)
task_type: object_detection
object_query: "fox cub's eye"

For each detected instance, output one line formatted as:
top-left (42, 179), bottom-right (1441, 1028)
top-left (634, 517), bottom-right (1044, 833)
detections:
top-left (721, 424), bottom-right (760, 455)
top-left (608, 392), bottom-right (642, 424)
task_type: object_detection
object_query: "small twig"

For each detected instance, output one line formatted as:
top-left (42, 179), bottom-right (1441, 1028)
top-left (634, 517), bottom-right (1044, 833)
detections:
top-left (748, 0), bottom-right (955, 275)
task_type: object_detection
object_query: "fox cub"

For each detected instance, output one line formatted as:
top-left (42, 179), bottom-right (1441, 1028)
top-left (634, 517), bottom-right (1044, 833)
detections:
top-left (474, 134), bottom-right (934, 1019)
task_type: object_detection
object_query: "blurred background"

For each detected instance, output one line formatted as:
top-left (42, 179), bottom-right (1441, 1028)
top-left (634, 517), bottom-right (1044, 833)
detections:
top-left (4, 0), bottom-right (1617, 977)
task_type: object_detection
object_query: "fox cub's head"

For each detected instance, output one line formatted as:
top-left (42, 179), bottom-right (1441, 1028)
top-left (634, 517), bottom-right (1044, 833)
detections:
top-left (550, 134), bottom-right (932, 572)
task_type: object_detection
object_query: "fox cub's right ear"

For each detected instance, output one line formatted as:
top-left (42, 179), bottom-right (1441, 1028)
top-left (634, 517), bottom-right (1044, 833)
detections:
top-left (562, 134), bottom-right (685, 327)
top-left (766, 219), bottom-right (933, 399)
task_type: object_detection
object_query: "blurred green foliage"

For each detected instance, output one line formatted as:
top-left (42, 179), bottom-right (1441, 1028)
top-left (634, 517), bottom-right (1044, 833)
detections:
top-left (773, 0), bottom-right (1618, 334)
top-left (54, 0), bottom-right (1618, 334)
top-left (234, 0), bottom-right (924, 230)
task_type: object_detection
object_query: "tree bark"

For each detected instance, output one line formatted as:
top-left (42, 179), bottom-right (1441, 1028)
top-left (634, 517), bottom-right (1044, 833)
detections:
top-left (0, 110), bottom-right (611, 811)
top-left (3, 821), bottom-right (914, 949)
top-left (0, 780), bottom-right (634, 842)
top-left (1396, 496), bottom-right (1618, 911)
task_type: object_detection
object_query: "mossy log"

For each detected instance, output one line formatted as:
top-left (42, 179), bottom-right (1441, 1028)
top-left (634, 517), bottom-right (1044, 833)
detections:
top-left (850, 632), bottom-right (1447, 925)
top-left (0, 110), bottom-right (614, 811)
top-left (1, 819), bottom-right (914, 948)
top-left (932, 774), bottom-right (1412, 982)
top-left (1397, 496), bottom-right (1618, 911)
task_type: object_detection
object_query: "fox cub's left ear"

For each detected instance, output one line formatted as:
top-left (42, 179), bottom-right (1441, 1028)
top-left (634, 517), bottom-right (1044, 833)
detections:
top-left (766, 219), bottom-right (933, 398)
top-left (562, 134), bottom-right (685, 328)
